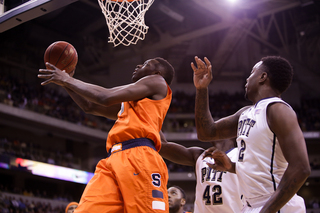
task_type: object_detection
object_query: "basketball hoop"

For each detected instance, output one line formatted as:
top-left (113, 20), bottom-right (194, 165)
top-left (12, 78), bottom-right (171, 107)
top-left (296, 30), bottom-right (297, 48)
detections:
top-left (97, 0), bottom-right (154, 47)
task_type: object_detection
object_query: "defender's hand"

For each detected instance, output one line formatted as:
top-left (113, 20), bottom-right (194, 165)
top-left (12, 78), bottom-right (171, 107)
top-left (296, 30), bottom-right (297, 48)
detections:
top-left (191, 56), bottom-right (213, 89)
top-left (203, 147), bottom-right (233, 172)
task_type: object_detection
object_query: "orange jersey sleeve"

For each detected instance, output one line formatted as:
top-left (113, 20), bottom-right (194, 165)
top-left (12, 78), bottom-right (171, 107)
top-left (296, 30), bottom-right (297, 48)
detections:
top-left (106, 84), bottom-right (172, 152)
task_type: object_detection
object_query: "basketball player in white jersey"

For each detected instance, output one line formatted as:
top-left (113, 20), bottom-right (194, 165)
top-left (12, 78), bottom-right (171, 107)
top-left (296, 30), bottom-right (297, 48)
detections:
top-left (159, 132), bottom-right (243, 212)
top-left (191, 56), bottom-right (310, 213)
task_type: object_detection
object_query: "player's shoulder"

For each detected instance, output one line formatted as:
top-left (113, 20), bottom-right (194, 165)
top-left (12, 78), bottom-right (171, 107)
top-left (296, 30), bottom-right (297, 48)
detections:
top-left (135, 75), bottom-right (168, 99)
top-left (267, 99), bottom-right (294, 115)
top-left (141, 73), bottom-right (166, 81)
top-left (258, 97), bottom-right (290, 108)
top-left (137, 74), bottom-right (167, 87)
top-left (234, 105), bottom-right (252, 115)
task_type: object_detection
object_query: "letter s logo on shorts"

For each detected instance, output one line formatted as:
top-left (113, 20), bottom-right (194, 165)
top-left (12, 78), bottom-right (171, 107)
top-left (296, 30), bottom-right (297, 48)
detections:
top-left (151, 173), bottom-right (161, 187)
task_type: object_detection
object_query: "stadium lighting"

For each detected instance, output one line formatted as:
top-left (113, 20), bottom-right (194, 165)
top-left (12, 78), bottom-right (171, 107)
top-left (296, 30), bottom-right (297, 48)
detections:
top-left (227, 0), bottom-right (239, 4)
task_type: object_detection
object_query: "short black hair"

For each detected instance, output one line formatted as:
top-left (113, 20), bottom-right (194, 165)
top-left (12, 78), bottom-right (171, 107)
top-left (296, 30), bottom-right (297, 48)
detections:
top-left (261, 56), bottom-right (293, 94)
top-left (171, 185), bottom-right (186, 200)
top-left (154, 57), bottom-right (175, 85)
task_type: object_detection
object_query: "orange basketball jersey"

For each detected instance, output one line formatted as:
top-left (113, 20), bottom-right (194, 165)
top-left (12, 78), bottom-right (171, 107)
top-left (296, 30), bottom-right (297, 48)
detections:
top-left (107, 84), bottom-right (172, 152)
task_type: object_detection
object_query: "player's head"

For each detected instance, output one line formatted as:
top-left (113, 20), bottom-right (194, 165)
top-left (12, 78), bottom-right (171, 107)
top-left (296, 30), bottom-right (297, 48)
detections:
top-left (260, 56), bottom-right (293, 93)
top-left (65, 202), bottom-right (78, 213)
top-left (154, 57), bottom-right (175, 85)
top-left (168, 186), bottom-right (186, 213)
top-left (245, 56), bottom-right (293, 101)
top-left (132, 57), bottom-right (175, 85)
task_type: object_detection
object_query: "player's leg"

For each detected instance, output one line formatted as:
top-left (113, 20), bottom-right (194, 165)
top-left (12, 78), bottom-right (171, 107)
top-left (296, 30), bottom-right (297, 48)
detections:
top-left (111, 146), bottom-right (169, 213)
top-left (74, 159), bottom-right (124, 213)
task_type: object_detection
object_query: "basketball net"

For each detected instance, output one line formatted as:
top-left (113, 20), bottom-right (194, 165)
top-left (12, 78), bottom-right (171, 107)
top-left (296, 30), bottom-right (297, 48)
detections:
top-left (97, 0), bottom-right (154, 47)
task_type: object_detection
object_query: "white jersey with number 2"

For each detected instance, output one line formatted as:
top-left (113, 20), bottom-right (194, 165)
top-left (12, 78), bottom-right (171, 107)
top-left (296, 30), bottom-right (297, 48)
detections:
top-left (236, 97), bottom-right (305, 212)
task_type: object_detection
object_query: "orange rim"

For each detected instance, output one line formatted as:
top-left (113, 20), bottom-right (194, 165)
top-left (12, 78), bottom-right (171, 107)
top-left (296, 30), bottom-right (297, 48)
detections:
top-left (109, 0), bottom-right (136, 2)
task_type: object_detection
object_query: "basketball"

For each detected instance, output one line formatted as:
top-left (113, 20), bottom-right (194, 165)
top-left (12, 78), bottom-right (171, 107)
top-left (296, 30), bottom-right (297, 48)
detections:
top-left (44, 41), bottom-right (78, 74)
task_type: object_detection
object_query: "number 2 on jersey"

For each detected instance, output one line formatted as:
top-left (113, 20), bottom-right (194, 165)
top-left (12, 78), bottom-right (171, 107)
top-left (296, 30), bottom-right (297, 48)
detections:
top-left (203, 185), bottom-right (223, 205)
top-left (238, 140), bottom-right (246, 162)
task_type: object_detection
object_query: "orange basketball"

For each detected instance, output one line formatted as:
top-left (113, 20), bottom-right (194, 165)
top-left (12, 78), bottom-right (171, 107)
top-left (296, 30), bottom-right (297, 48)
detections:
top-left (44, 41), bottom-right (78, 74)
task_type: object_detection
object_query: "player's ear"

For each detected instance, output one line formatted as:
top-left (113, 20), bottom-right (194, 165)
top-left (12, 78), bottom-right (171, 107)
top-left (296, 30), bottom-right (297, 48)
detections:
top-left (154, 70), bottom-right (162, 75)
top-left (181, 198), bottom-right (186, 206)
top-left (259, 72), bottom-right (268, 83)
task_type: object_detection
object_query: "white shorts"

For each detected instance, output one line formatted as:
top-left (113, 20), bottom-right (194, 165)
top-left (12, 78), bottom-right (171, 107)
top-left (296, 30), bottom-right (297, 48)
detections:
top-left (241, 205), bottom-right (263, 213)
top-left (241, 194), bottom-right (306, 213)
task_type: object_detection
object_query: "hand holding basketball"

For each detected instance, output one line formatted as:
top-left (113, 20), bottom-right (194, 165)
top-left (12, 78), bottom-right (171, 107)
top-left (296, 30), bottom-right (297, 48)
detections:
top-left (38, 62), bottom-right (72, 86)
top-left (44, 41), bottom-right (78, 74)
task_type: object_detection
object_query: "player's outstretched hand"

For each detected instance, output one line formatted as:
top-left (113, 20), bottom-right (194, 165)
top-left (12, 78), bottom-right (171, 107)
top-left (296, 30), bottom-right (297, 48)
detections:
top-left (191, 56), bottom-right (213, 89)
top-left (203, 147), bottom-right (233, 172)
top-left (38, 62), bottom-right (71, 86)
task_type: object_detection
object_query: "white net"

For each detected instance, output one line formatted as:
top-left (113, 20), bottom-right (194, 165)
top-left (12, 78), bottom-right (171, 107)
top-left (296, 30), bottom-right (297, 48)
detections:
top-left (97, 0), bottom-right (155, 47)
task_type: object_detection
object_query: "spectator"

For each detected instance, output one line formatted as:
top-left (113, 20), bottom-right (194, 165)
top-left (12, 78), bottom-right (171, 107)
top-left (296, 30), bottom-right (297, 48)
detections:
top-left (65, 202), bottom-right (78, 213)
top-left (168, 186), bottom-right (191, 213)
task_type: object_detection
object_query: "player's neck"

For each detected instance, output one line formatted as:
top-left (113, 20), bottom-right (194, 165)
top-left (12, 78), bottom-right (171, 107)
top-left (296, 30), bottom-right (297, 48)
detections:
top-left (253, 88), bottom-right (280, 104)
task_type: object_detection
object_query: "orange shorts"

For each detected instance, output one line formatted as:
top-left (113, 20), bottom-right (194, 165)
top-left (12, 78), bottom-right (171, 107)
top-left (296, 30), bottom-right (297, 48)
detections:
top-left (74, 139), bottom-right (169, 213)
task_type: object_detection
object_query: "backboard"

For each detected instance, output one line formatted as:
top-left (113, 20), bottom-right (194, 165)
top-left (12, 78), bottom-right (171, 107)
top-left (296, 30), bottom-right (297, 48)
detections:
top-left (0, 0), bottom-right (77, 33)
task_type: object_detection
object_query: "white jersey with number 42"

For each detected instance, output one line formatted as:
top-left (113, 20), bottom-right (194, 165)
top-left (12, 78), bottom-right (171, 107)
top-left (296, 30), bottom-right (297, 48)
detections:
top-left (193, 148), bottom-right (243, 213)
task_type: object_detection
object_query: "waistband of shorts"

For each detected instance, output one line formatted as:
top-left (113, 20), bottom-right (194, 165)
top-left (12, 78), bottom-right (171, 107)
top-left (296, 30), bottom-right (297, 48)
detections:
top-left (107, 138), bottom-right (156, 157)
top-left (245, 194), bottom-right (272, 208)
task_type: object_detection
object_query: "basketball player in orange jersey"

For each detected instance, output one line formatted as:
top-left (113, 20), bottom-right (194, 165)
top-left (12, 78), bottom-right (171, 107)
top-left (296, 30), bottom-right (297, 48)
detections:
top-left (38, 57), bottom-right (175, 213)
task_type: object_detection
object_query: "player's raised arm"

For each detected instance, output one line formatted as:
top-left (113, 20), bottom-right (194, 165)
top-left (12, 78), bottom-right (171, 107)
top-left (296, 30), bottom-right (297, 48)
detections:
top-left (191, 56), bottom-right (249, 141)
top-left (38, 58), bottom-right (170, 105)
top-left (61, 74), bottom-right (166, 105)
top-left (64, 86), bottom-right (120, 120)
top-left (38, 58), bottom-right (174, 120)
top-left (39, 63), bottom-right (121, 119)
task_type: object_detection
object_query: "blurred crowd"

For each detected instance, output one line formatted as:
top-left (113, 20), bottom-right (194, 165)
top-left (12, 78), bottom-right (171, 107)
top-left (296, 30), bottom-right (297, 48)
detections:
top-left (0, 195), bottom-right (65, 213)
top-left (0, 185), bottom-right (71, 213)
top-left (0, 138), bottom-right (80, 169)
top-left (307, 198), bottom-right (320, 211)
top-left (0, 74), bottom-right (115, 132)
